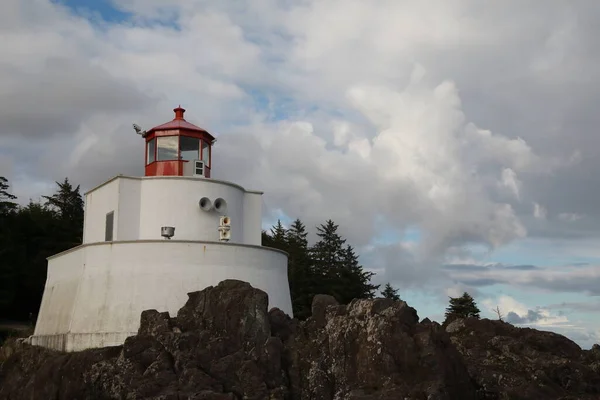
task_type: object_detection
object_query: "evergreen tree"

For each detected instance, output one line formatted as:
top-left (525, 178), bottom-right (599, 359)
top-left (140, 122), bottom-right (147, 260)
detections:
top-left (42, 178), bottom-right (84, 247)
top-left (270, 220), bottom-right (287, 244)
top-left (337, 244), bottom-right (379, 303)
top-left (381, 282), bottom-right (400, 301)
top-left (0, 176), bottom-right (18, 215)
top-left (309, 220), bottom-right (379, 304)
top-left (309, 219), bottom-right (346, 299)
top-left (11, 202), bottom-right (57, 319)
top-left (261, 230), bottom-right (273, 247)
top-left (444, 292), bottom-right (481, 321)
top-left (286, 219), bottom-right (313, 319)
top-left (310, 220), bottom-right (345, 272)
top-left (0, 177), bottom-right (18, 309)
top-left (0, 178), bottom-right (85, 321)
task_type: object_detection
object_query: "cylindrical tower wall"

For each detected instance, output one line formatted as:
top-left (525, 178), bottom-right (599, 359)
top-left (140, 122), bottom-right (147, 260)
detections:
top-left (138, 178), bottom-right (245, 242)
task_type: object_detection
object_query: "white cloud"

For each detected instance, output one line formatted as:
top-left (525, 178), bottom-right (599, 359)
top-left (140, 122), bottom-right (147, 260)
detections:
top-left (2, 0), bottom-right (599, 296)
top-left (499, 168), bottom-right (521, 200)
top-left (533, 203), bottom-right (547, 220)
top-left (558, 213), bottom-right (583, 222)
top-left (482, 295), bottom-right (570, 327)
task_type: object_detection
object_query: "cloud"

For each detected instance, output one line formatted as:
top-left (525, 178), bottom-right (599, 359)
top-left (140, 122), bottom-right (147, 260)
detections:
top-left (481, 294), bottom-right (600, 348)
top-left (3, 0), bottom-right (600, 331)
top-left (546, 301), bottom-right (600, 313)
top-left (482, 295), bottom-right (570, 328)
top-left (446, 261), bottom-right (600, 296)
top-left (533, 203), bottom-right (547, 220)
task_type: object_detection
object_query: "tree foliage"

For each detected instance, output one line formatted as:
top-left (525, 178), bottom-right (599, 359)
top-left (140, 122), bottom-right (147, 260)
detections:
top-left (381, 282), bottom-right (401, 301)
top-left (0, 177), bottom-right (84, 322)
top-left (263, 218), bottom-right (380, 319)
top-left (444, 292), bottom-right (481, 321)
top-left (0, 177), bottom-right (18, 215)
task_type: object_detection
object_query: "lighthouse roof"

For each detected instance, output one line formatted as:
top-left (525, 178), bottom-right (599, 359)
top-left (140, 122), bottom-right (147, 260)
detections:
top-left (148, 106), bottom-right (215, 141)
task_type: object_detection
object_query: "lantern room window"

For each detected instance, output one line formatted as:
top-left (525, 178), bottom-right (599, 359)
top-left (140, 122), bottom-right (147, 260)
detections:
top-left (180, 136), bottom-right (200, 161)
top-left (157, 136), bottom-right (178, 161)
top-left (147, 138), bottom-right (156, 164)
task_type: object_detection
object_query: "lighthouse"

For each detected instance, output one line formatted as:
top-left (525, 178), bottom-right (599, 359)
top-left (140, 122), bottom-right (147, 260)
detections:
top-left (30, 107), bottom-right (293, 352)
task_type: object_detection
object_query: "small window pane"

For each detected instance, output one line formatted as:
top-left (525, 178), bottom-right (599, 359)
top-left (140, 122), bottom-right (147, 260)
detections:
top-left (147, 139), bottom-right (156, 164)
top-left (105, 211), bottom-right (114, 241)
top-left (180, 136), bottom-right (200, 161)
top-left (202, 141), bottom-right (210, 165)
top-left (157, 136), bottom-right (178, 161)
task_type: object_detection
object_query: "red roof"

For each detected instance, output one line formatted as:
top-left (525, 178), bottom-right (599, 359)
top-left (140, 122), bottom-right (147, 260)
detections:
top-left (148, 106), bottom-right (215, 141)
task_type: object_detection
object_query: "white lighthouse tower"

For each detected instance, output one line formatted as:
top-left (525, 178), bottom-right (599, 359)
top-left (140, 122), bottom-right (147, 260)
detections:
top-left (30, 106), bottom-right (293, 352)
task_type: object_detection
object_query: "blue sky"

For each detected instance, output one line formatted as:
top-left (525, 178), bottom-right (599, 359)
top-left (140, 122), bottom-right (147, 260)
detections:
top-left (55, 0), bottom-right (131, 22)
top-left (4, 0), bottom-right (600, 349)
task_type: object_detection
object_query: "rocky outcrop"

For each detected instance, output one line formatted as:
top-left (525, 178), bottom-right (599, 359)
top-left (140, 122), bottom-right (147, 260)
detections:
top-left (1, 279), bottom-right (599, 399)
top-left (445, 317), bottom-right (600, 399)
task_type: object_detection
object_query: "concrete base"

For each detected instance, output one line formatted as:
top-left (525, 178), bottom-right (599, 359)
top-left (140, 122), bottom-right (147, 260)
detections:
top-left (29, 332), bottom-right (136, 352)
top-left (33, 240), bottom-right (291, 352)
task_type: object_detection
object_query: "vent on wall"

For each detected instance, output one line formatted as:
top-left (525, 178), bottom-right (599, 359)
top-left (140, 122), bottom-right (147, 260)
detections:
top-left (105, 211), bottom-right (114, 241)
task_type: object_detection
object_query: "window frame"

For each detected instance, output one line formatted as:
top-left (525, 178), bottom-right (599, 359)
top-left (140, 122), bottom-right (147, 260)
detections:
top-left (146, 138), bottom-right (156, 164)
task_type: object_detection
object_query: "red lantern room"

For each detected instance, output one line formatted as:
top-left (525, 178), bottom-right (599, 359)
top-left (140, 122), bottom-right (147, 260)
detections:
top-left (143, 106), bottom-right (216, 178)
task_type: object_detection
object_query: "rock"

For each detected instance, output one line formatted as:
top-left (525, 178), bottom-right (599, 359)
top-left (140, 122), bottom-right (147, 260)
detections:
top-left (445, 318), bottom-right (466, 333)
top-left (447, 317), bottom-right (600, 399)
top-left (311, 294), bottom-right (339, 328)
top-left (1, 279), bottom-right (600, 400)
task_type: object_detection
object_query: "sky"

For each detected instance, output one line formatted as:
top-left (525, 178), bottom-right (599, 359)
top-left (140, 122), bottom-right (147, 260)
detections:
top-left (2, 0), bottom-right (600, 348)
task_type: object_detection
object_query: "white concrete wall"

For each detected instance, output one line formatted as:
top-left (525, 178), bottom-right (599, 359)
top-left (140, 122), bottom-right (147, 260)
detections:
top-left (138, 178), bottom-right (245, 242)
top-left (243, 192), bottom-right (263, 246)
top-left (83, 179), bottom-right (120, 243)
top-left (83, 176), bottom-right (263, 245)
top-left (117, 178), bottom-right (141, 241)
top-left (33, 249), bottom-right (84, 336)
top-left (31, 240), bottom-right (291, 352)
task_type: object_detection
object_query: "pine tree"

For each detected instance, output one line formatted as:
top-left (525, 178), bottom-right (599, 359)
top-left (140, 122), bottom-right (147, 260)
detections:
top-left (309, 219), bottom-right (346, 298)
top-left (270, 220), bottom-right (287, 244)
top-left (2, 201), bottom-right (56, 320)
top-left (0, 177), bottom-right (18, 309)
top-left (42, 178), bottom-right (84, 247)
top-left (309, 220), bottom-right (379, 304)
top-left (337, 244), bottom-right (379, 303)
top-left (286, 219), bottom-right (313, 319)
top-left (0, 179), bottom-right (85, 321)
top-left (263, 218), bottom-right (381, 318)
top-left (310, 219), bottom-right (345, 271)
top-left (381, 282), bottom-right (400, 301)
top-left (261, 230), bottom-right (274, 247)
top-left (0, 176), bottom-right (18, 215)
top-left (445, 292), bottom-right (481, 321)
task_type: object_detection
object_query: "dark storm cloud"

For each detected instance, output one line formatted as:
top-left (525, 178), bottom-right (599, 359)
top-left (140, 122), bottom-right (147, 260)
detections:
top-left (505, 309), bottom-right (545, 324)
top-left (443, 264), bottom-right (490, 272)
top-left (502, 264), bottom-right (538, 271)
top-left (458, 278), bottom-right (503, 287)
top-left (445, 261), bottom-right (600, 295)
top-left (546, 301), bottom-right (600, 313)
